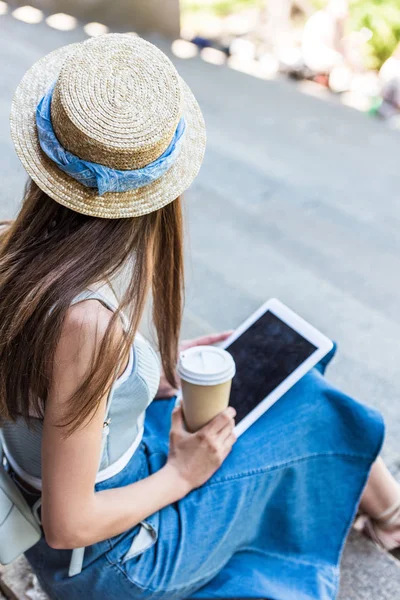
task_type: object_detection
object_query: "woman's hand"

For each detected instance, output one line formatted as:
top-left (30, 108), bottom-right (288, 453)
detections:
top-left (166, 403), bottom-right (237, 492)
top-left (155, 331), bottom-right (234, 399)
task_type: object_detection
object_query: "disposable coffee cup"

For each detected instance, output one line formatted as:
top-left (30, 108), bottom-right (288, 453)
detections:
top-left (177, 345), bottom-right (236, 432)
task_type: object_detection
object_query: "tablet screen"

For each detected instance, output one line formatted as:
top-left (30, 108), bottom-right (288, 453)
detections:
top-left (226, 310), bottom-right (317, 423)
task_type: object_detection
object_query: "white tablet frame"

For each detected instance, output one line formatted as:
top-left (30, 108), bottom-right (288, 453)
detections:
top-left (219, 298), bottom-right (334, 437)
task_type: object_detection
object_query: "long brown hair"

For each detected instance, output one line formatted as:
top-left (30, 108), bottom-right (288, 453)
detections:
top-left (0, 179), bottom-right (184, 434)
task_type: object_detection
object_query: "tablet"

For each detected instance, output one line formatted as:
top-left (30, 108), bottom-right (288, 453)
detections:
top-left (219, 298), bottom-right (333, 437)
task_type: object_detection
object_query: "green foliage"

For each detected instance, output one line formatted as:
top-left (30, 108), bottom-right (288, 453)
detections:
top-left (182, 0), bottom-right (400, 69)
top-left (181, 0), bottom-right (262, 18)
top-left (350, 0), bottom-right (400, 69)
top-left (311, 0), bottom-right (327, 8)
top-left (312, 1), bottom-right (400, 69)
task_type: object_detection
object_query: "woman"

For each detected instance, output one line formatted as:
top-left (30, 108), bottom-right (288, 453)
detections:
top-left (1, 33), bottom-right (400, 600)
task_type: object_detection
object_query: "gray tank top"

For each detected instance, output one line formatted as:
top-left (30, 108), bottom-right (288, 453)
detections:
top-left (1, 285), bottom-right (161, 489)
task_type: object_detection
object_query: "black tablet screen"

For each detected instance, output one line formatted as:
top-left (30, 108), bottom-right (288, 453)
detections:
top-left (225, 311), bottom-right (317, 423)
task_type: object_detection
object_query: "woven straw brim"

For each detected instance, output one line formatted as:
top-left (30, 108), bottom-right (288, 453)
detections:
top-left (10, 43), bottom-right (206, 219)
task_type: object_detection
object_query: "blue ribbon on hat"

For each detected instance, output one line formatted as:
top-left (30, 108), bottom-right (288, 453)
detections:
top-left (35, 82), bottom-right (186, 196)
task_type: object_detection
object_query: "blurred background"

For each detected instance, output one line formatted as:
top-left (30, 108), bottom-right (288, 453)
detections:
top-left (179, 0), bottom-right (400, 123)
top-left (1, 2), bottom-right (400, 596)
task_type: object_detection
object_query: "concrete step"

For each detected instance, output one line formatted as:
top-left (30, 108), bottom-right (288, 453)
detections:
top-left (0, 531), bottom-right (400, 600)
top-left (0, 558), bottom-right (48, 600)
top-left (339, 531), bottom-right (400, 600)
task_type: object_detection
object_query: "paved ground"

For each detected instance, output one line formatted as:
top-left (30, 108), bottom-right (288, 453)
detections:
top-left (2, 6), bottom-right (400, 600)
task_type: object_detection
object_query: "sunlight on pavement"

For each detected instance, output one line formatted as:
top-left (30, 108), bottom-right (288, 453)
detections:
top-left (45, 12), bottom-right (77, 31)
top-left (171, 39), bottom-right (198, 59)
top-left (296, 79), bottom-right (333, 101)
top-left (200, 47), bottom-right (226, 66)
top-left (83, 22), bottom-right (109, 37)
top-left (12, 5), bottom-right (43, 24)
top-left (341, 91), bottom-right (373, 112)
top-left (171, 37), bottom-right (279, 79)
top-left (0, 1), bottom-right (8, 16)
top-left (227, 55), bottom-right (269, 79)
top-left (258, 53), bottom-right (280, 79)
top-left (230, 38), bottom-right (255, 61)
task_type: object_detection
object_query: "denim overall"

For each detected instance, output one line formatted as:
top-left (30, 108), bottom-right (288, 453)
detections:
top-left (21, 291), bottom-right (384, 600)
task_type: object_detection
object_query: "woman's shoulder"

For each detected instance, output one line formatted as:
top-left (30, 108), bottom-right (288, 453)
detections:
top-left (64, 298), bottom-right (115, 336)
top-left (58, 299), bottom-right (123, 369)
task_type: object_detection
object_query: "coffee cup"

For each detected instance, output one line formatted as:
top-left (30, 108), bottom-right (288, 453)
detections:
top-left (176, 345), bottom-right (236, 432)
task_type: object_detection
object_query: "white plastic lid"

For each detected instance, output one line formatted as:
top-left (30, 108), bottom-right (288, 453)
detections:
top-left (177, 345), bottom-right (236, 386)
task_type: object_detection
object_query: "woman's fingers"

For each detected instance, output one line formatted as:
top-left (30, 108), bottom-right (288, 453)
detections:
top-left (179, 331), bottom-right (234, 352)
top-left (201, 407), bottom-right (236, 436)
top-left (198, 331), bottom-right (233, 346)
top-left (171, 404), bottom-right (185, 430)
top-left (222, 432), bottom-right (237, 452)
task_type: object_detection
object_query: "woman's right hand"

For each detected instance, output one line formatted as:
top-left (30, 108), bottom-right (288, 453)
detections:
top-left (166, 403), bottom-right (237, 492)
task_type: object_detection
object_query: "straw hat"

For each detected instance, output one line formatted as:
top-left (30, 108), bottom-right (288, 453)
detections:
top-left (10, 33), bottom-right (206, 218)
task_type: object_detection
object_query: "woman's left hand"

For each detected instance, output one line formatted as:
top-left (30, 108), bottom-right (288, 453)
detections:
top-left (154, 331), bottom-right (234, 399)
